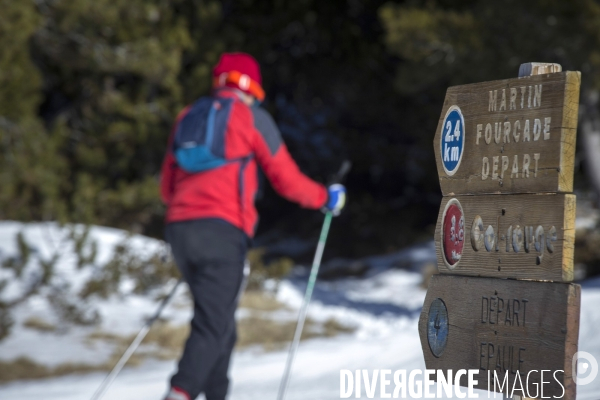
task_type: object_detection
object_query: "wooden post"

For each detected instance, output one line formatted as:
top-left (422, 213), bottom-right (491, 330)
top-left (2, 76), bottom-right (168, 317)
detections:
top-left (420, 62), bottom-right (582, 400)
top-left (519, 62), bottom-right (562, 77)
top-left (512, 395), bottom-right (537, 400)
top-left (512, 61), bottom-right (563, 400)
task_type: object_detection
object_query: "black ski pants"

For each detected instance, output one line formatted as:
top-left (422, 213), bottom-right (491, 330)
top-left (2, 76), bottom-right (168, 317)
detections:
top-left (166, 218), bottom-right (248, 400)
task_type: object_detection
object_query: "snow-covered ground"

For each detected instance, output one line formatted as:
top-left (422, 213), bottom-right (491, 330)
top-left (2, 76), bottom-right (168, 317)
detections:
top-left (0, 222), bottom-right (599, 399)
top-left (0, 221), bottom-right (184, 368)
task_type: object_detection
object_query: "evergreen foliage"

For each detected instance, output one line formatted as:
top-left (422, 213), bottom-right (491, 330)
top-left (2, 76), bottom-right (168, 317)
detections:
top-left (3, 0), bottom-right (600, 257)
top-left (380, 0), bottom-right (600, 92)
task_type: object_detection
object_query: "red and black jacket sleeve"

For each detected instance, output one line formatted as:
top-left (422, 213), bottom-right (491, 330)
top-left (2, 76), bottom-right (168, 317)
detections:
top-left (250, 106), bottom-right (327, 209)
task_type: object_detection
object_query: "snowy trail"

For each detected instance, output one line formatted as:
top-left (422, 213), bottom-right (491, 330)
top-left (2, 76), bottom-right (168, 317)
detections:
top-left (2, 278), bottom-right (600, 399)
top-left (0, 321), bottom-right (427, 400)
top-left (0, 223), bottom-right (599, 399)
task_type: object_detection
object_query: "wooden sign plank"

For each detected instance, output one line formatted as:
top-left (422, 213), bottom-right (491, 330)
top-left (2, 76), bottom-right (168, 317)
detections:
top-left (418, 275), bottom-right (581, 399)
top-left (433, 71), bottom-right (580, 196)
top-left (435, 193), bottom-right (575, 282)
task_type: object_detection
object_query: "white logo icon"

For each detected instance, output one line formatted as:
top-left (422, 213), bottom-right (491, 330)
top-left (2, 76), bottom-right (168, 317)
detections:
top-left (573, 351), bottom-right (598, 386)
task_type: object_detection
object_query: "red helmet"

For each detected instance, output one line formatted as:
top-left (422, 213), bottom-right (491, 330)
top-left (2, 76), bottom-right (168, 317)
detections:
top-left (212, 52), bottom-right (265, 101)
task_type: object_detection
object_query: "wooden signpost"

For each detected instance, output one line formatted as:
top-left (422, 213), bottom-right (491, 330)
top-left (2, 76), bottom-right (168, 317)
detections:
top-left (435, 193), bottom-right (575, 281)
top-left (418, 275), bottom-right (580, 397)
top-left (419, 63), bottom-right (582, 400)
top-left (433, 71), bottom-right (580, 196)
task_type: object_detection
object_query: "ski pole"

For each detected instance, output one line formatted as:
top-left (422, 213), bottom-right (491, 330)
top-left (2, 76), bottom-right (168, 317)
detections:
top-left (90, 278), bottom-right (182, 400)
top-left (276, 160), bottom-right (351, 400)
top-left (276, 211), bottom-right (333, 400)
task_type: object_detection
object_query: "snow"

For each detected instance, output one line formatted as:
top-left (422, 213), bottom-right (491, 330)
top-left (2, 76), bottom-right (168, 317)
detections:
top-left (0, 222), bottom-right (599, 399)
top-left (0, 221), bottom-right (187, 367)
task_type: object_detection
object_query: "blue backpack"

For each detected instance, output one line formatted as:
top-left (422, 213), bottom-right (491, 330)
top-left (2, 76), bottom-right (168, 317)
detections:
top-left (173, 97), bottom-right (238, 173)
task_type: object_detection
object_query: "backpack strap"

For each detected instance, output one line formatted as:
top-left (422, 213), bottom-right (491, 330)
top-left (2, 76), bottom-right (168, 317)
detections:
top-left (204, 100), bottom-right (219, 149)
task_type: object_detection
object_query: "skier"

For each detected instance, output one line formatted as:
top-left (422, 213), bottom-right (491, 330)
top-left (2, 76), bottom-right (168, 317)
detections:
top-left (160, 52), bottom-right (346, 400)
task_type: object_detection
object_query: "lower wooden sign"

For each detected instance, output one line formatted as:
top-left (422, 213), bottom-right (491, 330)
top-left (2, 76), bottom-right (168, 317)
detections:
top-left (418, 275), bottom-right (580, 399)
top-left (435, 193), bottom-right (575, 282)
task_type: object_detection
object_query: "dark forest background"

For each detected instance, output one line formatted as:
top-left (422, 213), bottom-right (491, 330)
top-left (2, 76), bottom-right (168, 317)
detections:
top-left (3, 0), bottom-right (600, 261)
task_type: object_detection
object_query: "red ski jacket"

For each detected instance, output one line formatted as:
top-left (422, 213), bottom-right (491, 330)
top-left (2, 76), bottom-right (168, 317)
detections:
top-left (160, 90), bottom-right (328, 237)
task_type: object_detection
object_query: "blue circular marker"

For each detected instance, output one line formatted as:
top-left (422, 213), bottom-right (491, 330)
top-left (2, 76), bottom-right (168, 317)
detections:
top-left (427, 298), bottom-right (449, 358)
top-left (440, 106), bottom-right (465, 176)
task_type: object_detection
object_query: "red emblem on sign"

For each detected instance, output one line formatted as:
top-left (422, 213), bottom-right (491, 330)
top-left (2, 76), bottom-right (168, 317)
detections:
top-left (442, 200), bottom-right (464, 266)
